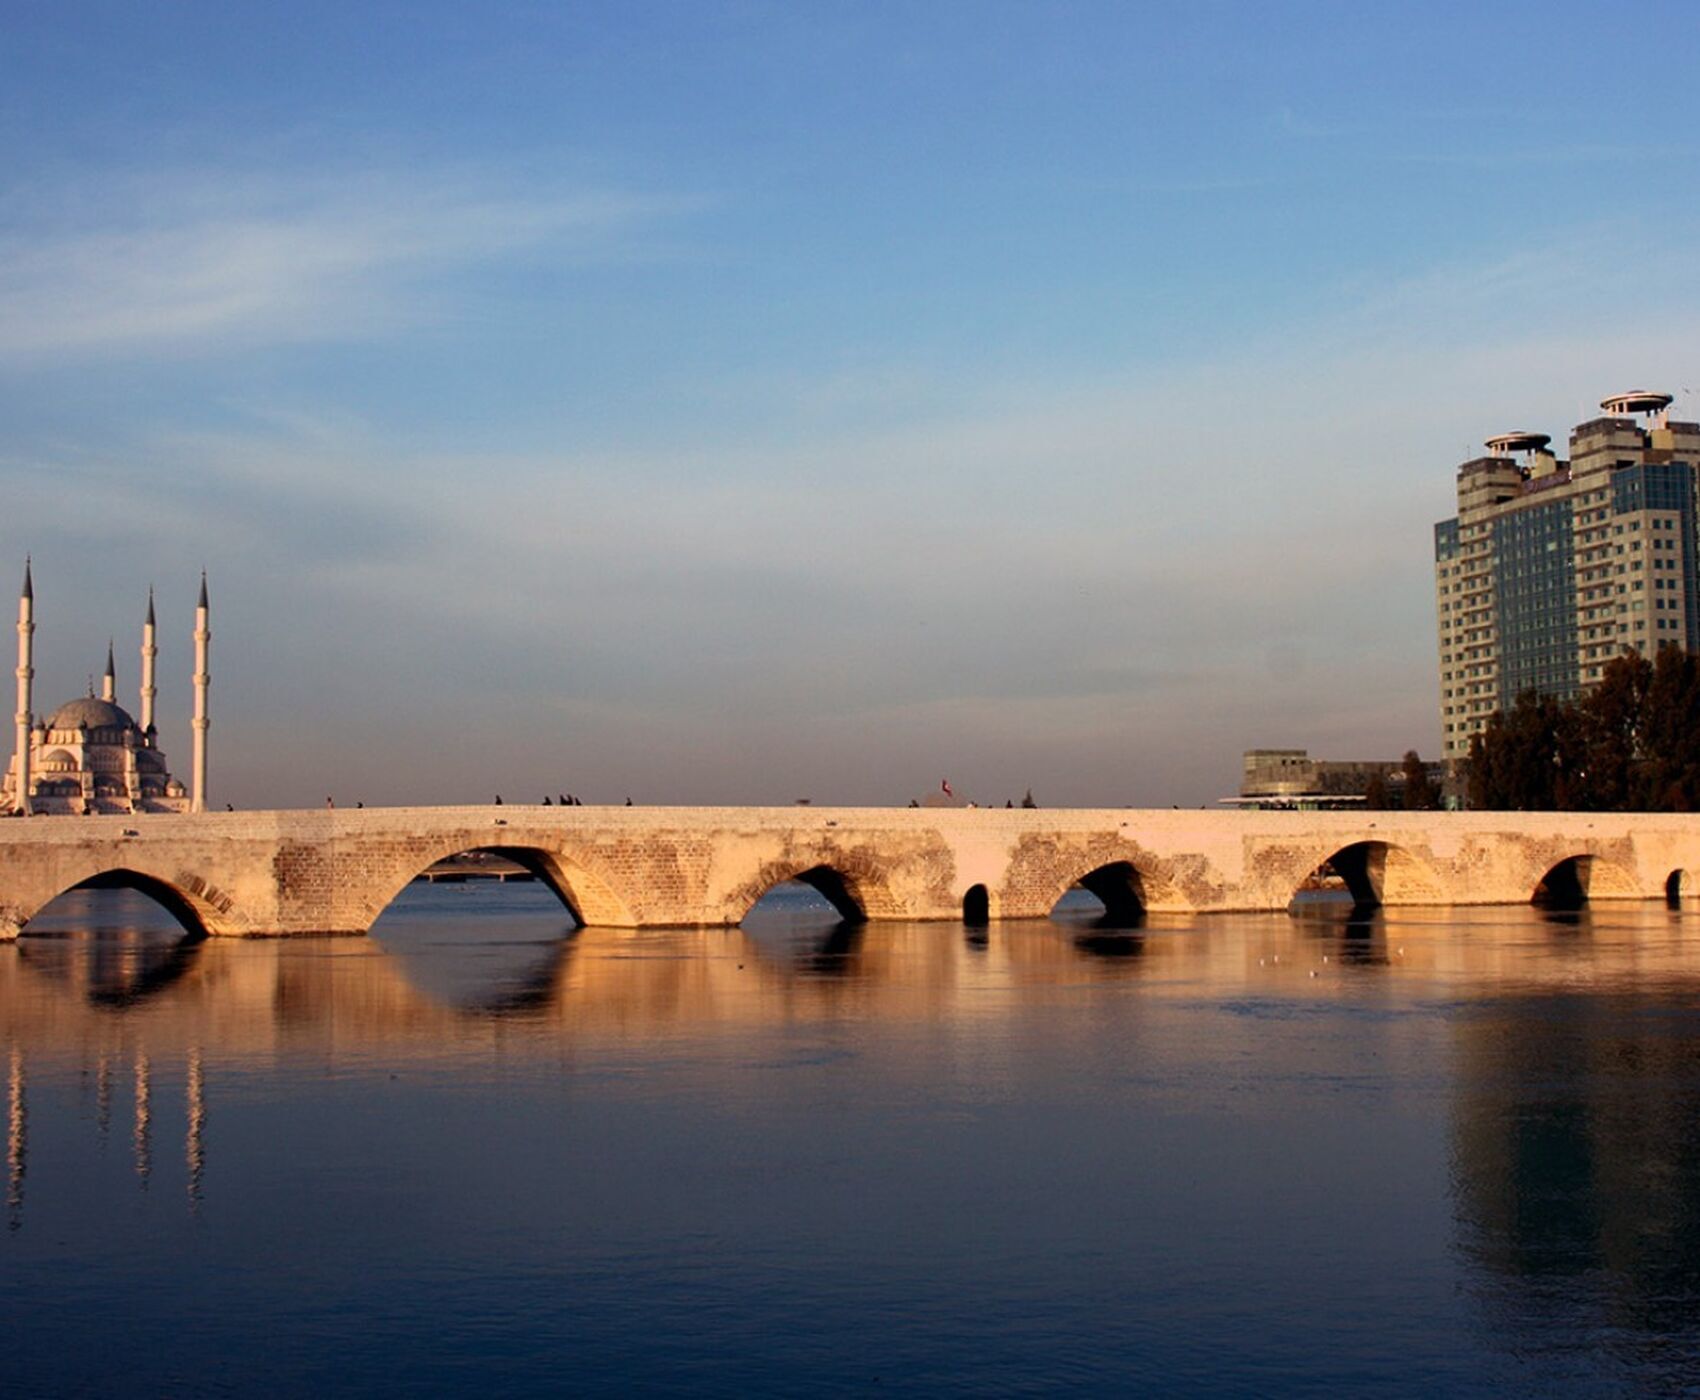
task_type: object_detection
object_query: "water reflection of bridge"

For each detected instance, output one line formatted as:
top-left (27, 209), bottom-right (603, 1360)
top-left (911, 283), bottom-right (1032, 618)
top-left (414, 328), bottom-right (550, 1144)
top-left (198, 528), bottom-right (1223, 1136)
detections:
top-left (2, 895), bottom-right (1172, 1226)
top-left (10, 894), bottom-right (1700, 1254)
top-left (13, 893), bottom-right (1700, 1389)
top-left (11, 899), bottom-right (1700, 1056)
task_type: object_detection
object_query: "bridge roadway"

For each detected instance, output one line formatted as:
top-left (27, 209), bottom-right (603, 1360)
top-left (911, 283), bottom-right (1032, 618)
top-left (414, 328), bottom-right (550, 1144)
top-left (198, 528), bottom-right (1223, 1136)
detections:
top-left (0, 805), bottom-right (1696, 938)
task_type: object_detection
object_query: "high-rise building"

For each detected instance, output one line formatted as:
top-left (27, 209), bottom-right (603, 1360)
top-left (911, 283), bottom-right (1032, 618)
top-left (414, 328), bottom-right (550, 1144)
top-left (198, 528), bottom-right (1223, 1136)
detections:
top-left (1436, 391), bottom-right (1700, 761)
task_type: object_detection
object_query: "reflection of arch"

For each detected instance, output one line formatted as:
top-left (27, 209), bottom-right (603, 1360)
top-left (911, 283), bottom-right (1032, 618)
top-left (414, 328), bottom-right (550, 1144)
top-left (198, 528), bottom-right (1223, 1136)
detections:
top-left (805, 920), bottom-right (864, 974)
top-left (1291, 841), bottom-right (1442, 910)
top-left (19, 930), bottom-right (203, 1009)
top-left (962, 884), bottom-right (989, 927)
top-left (1330, 920), bottom-right (1389, 966)
top-left (1074, 930), bottom-right (1145, 962)
top-left (1053, 861), bottom-right (1146, 926)
top-left (367, 842), bottom-right (636, 930)
top-left (739, 913), bottom-right (866, 974)
top-left (22, 868), bottom-right (225, 939)
top-left (1533, 855), bottom-right (1640, 908)
top-left (741, 864), bottom-right (869, 924)
top-left (377, 920), bottom-right (575, 1016)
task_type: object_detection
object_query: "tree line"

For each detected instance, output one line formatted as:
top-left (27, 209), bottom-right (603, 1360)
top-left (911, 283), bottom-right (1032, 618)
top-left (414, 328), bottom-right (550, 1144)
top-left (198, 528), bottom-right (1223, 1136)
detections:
top-left (1467, 647), bottom-right (1700, 811)
top-left (1363, 750), bottom-right (1441, 810)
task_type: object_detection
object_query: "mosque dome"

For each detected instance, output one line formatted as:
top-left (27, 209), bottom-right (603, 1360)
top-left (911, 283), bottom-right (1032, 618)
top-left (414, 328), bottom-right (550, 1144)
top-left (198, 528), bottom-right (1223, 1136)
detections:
top-left (2, 568), bottom-right (207, 816)
top-left (48, 697), bottom-right (137, 732)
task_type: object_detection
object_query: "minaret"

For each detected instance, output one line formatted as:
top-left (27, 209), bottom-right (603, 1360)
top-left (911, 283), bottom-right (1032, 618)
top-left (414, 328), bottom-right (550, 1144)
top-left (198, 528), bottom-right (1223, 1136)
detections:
top-left (102, 640), bottom-right (116, 702)
top-left (191, 573), bottom-right (209, 813)
top-left (139, 589), bottom-right (157, 735)
top-left (13, 560), bottom-right (33, 816)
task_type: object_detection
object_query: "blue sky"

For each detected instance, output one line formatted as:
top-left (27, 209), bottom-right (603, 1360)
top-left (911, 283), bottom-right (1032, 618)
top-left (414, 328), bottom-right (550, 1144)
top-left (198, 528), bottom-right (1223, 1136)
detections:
top-left (3, 1), bottom-right (1698, 807)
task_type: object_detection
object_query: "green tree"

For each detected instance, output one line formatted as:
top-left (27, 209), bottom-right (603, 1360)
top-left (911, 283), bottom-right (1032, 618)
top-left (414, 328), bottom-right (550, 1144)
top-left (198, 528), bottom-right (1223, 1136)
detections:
top-left (1639, 645), bottom-right (1700, 810)
top-left (1465, 647), bottom-right (1700, 811)
top-left (1468, 689), bottom-right (1580, 810)
top-left (1574, 650), bottom-right (1651, 810)
top-left (1362, 771), bottom-right (1390, 811)
top-left (1400, 750), bottom-right (1439, 810)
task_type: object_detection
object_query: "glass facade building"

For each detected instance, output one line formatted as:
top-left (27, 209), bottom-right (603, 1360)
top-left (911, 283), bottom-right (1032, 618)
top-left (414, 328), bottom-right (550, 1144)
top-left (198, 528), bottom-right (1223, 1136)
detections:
top-left (1434, 395), bottom-right (1700, 761)
top-left (1492, 498), bottom-right (1579, 704)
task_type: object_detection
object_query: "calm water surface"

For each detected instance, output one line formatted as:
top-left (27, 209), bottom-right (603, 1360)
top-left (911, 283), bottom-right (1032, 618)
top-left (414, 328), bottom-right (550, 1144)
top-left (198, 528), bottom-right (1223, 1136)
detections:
top-left (7, 881), bottom-right (1700, 1395)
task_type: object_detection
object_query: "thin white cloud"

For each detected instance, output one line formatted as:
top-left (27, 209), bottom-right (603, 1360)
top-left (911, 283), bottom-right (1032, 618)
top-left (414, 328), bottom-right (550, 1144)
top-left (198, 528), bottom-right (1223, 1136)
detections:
top-left (0, 169), bottom-right (676, 357)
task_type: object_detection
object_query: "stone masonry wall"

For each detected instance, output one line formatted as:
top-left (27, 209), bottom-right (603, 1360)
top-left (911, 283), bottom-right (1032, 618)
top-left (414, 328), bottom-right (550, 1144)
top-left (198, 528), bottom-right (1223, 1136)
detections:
top-left (0, 806), bottom-right (1697, 938)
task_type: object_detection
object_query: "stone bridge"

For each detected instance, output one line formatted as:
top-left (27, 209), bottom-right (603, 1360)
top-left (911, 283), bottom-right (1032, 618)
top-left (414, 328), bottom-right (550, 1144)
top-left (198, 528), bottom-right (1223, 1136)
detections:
top-left (0, 805), bottom-right (1697, 938)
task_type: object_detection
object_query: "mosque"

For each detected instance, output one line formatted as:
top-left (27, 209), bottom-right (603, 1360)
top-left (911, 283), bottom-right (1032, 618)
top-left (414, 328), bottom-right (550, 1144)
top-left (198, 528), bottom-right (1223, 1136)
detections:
top-left (2, 561), bottom-right (211, 816)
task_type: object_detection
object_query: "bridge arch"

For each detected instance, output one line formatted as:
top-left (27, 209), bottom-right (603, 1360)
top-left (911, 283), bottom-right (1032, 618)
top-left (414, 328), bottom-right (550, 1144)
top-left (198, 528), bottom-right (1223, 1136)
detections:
top-left (1661, 867), bottom-right (1700, 905)
top-left (1532, 853), bottom-right (1641, 908)
top-left (18, 866), bottom-right (230, 940)
top-left (962, 883), bottom-right (990, 927)
top-left (365, 840), bottom-right (637, 931)
top-left (1050, 860), bottom-right (1150, 925)
top-left (1289, 841), bottom-right (1442, 911)
top-left (738, 862), bottom-right (871, 925)
top-left (1002, 835), bottom-right (1190, 922)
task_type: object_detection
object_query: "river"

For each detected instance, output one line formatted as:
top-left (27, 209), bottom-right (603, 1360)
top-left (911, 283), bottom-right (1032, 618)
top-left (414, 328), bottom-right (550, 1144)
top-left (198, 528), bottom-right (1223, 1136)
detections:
top-left (5, 880), bottom-right (1700, 1395)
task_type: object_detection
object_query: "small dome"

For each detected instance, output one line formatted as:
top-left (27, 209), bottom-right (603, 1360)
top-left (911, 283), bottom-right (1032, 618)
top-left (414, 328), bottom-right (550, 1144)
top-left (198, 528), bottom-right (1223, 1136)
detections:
top-left (47, 697), bottom-right (136, 732)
